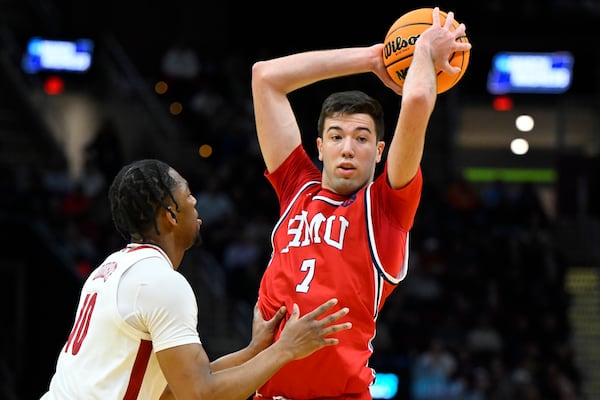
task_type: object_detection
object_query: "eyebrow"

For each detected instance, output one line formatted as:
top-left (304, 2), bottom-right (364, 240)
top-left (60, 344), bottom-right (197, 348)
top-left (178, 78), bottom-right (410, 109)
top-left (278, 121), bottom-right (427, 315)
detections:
top-left (326, 125), bottom-right (373, 134)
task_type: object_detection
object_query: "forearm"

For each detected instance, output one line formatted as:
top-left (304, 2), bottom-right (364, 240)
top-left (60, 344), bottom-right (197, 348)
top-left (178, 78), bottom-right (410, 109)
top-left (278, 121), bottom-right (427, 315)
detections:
top-left (386, 41), bottom-right (437, 188)
top-left (403, 41), bottom-right (437, 100)
top-left (254, 46), bottom-right (380, 94)
top-left (209, 345), bottom-right (260, 372)
top-left (158, 343), bottom-right (292, 400)
top-left (207, 343), bottom-right (294, 400)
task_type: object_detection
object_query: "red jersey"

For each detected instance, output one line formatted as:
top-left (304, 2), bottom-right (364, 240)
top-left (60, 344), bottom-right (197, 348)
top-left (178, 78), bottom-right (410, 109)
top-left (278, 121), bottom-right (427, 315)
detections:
top-left (255, 145), bottom-right (422, 399)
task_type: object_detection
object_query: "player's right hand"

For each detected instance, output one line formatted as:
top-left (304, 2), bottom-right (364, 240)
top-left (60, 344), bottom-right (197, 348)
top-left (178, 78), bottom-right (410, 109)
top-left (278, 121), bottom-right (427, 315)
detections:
top-left (276, 298), bottom-right (351, 360)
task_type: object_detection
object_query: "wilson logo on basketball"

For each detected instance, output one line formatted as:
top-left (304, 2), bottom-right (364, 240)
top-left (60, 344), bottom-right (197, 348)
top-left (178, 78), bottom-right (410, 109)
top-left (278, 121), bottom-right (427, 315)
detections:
top-left (393, 67), bottom-right (410, 82)
top-left (383, 35), bottom-right (420, 60)
top-left (382, 7), bottom-right (471, 94)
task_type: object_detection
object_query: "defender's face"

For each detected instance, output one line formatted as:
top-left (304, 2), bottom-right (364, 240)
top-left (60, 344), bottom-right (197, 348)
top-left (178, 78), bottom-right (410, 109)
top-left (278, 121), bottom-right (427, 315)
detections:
top-left (317, 113), bottom-right (385, 196)
top-left (169, 169), bottom-right (202, 249)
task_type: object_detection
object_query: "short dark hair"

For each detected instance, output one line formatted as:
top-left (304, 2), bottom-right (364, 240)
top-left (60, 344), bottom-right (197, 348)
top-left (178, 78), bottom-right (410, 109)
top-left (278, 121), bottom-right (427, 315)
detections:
top-left (317, 90), bottom-right (385, 141)
top-left (108, 159), bottom-right (178, 241)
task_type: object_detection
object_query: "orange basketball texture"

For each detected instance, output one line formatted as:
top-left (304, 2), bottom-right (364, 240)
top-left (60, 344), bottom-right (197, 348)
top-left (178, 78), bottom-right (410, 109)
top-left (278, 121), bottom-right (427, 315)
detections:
top-left (382, 8), bottom-right (470, 94)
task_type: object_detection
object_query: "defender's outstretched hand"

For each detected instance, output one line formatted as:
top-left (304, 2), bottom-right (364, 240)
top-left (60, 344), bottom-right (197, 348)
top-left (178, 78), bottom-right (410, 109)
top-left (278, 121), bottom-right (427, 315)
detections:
top-left (276, 298), bottom-right (351, 360)
top-left (248, 303), bottom-right (288, 354)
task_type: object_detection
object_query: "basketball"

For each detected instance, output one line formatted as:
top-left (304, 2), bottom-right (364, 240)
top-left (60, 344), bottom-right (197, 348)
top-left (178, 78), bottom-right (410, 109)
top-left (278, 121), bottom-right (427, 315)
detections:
top-left (382, 8), bottom-right (470, 94)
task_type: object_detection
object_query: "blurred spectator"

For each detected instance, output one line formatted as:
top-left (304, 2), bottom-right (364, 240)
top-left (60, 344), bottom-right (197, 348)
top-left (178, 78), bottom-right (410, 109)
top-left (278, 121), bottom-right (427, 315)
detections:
top-left (444, 177), bottom-right (482, 213)
top-left (188, 81), bottom-right (226, 133)
top-left (510, 343), bottom-right (542, 400)
top-left (419, 236), bottom-right (447, 275)
top-left (487, 355), bottom-right (519, 400)
top-left (194, 174), bottom-right (236, 226)
top-left (433, 314), bottom-right (467, 355)
top-left (60, 181), bottom-right (92, 220)
top-left (466, 314), bottom-right (503, 362)
top-left (443, 177), bottom-right (483, 235)
top-left (85, 118), bottom-right (123, 181)
top-left (77, 158), bottom-right (107, 198)
top-left (539, 361), bottom-right (578, 400)
top-left (403, 265), bottom-right (444, 305)
top-left (553, 343), bottom-right (583, 399)
top-left (512, 182), bottom-right (550, 227)
top-left (194, 172), bottom-right (236, 258)
top-left (160, 34), bottom-right (201, 101)
top-left (411, 337), bottom-right (461, 400)
top-left (222, 222), bottom-right (266, 305)
top-left (161, 36), bottom-right (200, 82)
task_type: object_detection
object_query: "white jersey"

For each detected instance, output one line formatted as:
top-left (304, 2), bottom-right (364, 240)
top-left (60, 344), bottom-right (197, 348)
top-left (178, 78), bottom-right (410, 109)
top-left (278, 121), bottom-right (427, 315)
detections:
top-left (41, 243), bottom-right (201, 400)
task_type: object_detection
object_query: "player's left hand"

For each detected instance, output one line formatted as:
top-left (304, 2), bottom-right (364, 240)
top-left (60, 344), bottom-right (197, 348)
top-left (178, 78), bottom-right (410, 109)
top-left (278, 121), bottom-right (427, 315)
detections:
top-left (418, 7), bottom-right (471, 76)
top-left (248, 302), bottom-right (287, 353)
top-left (371, 43), bottom-right (404, 95)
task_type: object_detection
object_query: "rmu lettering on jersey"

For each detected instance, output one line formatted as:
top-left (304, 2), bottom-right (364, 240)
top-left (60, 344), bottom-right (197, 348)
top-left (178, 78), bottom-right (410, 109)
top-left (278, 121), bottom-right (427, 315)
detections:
top-left (281, 211), bottom-right (349, 253)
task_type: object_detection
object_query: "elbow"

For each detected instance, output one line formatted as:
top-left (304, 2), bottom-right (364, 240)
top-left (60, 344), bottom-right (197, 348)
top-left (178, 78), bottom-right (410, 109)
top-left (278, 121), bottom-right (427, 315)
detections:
top-left (252, 59), bottom-right (298, 95)
top-left (251, 60), bottom-right (279, 91)
top-left (251, 60), bottom-right (282, 101)
top-left (251, 60), bottom-right (268, 89)
top-left (251, 60), bottom-right (267, 80)
top-left (402, 88), bottom-right (436, 114)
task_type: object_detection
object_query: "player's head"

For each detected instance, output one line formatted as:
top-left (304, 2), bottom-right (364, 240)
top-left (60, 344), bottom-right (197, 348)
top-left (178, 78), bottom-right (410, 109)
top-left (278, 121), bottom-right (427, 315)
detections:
top-left (317, 91), bottom-right (385, 141)
top-left (316, 91), bottom-right (386, 195)
top-left (109, 159), bottom-right (200, 248)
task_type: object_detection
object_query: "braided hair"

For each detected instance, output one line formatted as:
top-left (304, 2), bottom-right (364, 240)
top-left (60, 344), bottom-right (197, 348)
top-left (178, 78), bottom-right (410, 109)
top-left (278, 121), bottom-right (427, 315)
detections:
top-left (108, 159), bottom-right (179, 241)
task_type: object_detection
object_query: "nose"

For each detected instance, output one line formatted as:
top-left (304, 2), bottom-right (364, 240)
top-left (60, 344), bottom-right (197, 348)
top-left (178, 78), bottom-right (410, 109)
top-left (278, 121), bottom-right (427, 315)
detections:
top-left (341, 137), bottom-right (355, 157)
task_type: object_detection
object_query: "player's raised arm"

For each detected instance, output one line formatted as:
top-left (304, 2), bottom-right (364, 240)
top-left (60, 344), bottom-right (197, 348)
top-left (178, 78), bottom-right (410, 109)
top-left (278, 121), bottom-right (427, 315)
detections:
top-left (251, 45), bottom-right (386, 173)
top-left (386, 7), bottom-right (472, 189)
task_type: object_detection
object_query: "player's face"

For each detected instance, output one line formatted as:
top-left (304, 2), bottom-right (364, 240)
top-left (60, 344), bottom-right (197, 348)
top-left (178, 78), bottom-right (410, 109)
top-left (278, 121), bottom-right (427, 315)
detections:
top-left (317, 113), bottom-right (384, 195)
top-left (169, 169), bottom-right (202, 249)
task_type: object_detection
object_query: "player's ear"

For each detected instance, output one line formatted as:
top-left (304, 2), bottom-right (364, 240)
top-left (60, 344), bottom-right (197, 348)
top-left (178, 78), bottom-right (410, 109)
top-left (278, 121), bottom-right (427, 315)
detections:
top-left (166, 207), bottom-right (177, 223)
top-left (376, 141), bottom-right (385, 162)
top-left (316, 137), bottom-right (324, 161)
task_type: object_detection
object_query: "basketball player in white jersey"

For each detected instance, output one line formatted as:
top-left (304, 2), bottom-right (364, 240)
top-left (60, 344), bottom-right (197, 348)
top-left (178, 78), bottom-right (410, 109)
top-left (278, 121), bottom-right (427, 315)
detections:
top-left (41, 159), bottom-right (351, 400)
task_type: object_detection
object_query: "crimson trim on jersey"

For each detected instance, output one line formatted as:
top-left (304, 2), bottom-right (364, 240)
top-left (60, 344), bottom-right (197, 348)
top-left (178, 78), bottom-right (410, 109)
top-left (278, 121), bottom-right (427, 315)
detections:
top-left (123, 339), bottom-right (153, 400)
top-left (124, 243), bottom-right (173, 269)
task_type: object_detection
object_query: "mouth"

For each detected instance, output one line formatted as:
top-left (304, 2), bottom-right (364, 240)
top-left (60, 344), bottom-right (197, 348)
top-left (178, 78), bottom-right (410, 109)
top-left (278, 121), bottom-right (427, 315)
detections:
top-left (337, 164), bottom-right (356, 177)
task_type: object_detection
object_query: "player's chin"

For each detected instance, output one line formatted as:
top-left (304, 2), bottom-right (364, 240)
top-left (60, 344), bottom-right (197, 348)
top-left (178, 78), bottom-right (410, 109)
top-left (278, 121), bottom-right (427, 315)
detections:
top-left (194, 226), bottom-right (203, 247)
top-left (333, 178), bottom-right (362, 196)
top-left (189, 232), bottom-right (203, 249)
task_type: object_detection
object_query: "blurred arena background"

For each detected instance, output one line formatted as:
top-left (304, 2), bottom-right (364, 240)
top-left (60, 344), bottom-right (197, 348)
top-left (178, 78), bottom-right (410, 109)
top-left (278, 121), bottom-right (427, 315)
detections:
top-left (1, 0), bottom-right (600, 399)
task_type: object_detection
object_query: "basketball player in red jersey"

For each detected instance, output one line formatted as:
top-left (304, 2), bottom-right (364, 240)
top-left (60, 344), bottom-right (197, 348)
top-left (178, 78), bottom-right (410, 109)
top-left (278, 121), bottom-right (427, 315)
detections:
top-left (251, 8), bottom-right (471, 400)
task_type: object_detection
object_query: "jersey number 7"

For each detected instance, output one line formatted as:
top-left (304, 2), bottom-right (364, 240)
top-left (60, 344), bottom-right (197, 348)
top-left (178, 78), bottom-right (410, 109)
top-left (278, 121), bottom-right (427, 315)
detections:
top-left (295, 259), bottom-right (316, 293)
